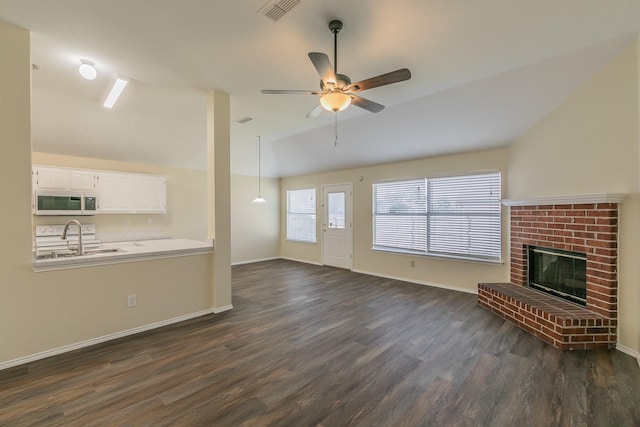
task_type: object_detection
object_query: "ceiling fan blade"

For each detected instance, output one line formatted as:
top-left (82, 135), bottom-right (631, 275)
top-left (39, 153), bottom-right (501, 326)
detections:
top-left (308, 52), bottom-right (337, 84)
top-left (261, 89), bottom-right (320, 95)
top-left (350, 95), bottom-right (385, 113)
top-left (306, 103), bottom-right (324, 118)
top-left (346, 68), bottom-right (411, 93)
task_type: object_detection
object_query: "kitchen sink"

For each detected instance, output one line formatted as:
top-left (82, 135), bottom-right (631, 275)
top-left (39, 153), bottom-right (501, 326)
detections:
top-left (84, 248), bottom-right (122, 255)
top-left (36, 248), bottom-right (122, 260)
top-left (36, 251), bottom-right (75, 260)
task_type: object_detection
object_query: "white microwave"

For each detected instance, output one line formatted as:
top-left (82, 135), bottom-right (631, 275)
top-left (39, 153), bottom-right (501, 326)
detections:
top-left (34, 190), bottom-right (97, 216)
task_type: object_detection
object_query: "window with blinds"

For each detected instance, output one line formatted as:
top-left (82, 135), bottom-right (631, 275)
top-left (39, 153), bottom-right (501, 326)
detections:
top-left (373, 172), bottom-right (501, 262)
top-left (286, 188), bottom-right (317, 243)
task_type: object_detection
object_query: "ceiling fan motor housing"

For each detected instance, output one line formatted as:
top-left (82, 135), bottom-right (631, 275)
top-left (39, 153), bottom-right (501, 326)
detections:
top-left (321, 73), bottom-right (351, 91)
top-left (328, 19), bottom-right (343, 33)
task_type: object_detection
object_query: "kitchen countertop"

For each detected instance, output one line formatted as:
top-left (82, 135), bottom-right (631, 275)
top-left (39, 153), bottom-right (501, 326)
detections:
top-left (33, 238), bottom-right (214, 272)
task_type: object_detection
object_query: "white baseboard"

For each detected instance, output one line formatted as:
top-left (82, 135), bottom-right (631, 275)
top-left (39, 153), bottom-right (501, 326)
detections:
top-left (213, 304), bottom-right (233, 313)
top-left (0, 308), bottom-right (218, 372)
top-left (231, 257), bottom-right (280, 266)
top-left (280, 256), bottom-right (323, 266)
top-left (351, 268), bottom-right (477, 295)
top-left (616, 343), bottom-right (640, 367)
top-left (238, 258), bottom-right (475, 293)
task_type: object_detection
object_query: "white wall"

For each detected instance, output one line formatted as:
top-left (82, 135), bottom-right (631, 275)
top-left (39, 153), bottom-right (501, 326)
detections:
top-left (508, 39), bottom-right (640, 352)
top-left (280, 148), bottom-right (511, 293)
top-left (231, 174), bottom-right (280, 264)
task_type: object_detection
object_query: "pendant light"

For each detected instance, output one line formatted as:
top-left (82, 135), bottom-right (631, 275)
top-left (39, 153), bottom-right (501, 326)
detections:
top-left (252, 136), bottom-right (267, 204)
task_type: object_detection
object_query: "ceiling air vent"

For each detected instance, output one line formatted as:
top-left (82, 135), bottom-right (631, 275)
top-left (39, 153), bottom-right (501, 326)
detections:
top-left (258, 0), bottom-right (301, 22)
top-left (235, 116), bottom-right (253, 124)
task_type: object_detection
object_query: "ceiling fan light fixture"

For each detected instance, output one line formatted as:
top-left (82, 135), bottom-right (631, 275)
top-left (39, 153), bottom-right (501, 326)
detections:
top-left (78, 59), bottom-right (97, 80)
top-left (320, 91), bottom-right (351, 112)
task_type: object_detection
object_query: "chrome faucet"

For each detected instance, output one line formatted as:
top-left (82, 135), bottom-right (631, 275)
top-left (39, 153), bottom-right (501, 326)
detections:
top-left (61, 219), bottom-right (85, 255)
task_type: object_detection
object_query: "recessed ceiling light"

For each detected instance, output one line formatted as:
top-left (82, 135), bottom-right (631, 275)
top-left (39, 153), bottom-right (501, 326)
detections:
top-left (79, 59), bottom-right (97, 80)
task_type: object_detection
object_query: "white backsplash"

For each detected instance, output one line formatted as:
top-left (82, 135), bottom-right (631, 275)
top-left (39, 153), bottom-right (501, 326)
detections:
top-left (96, 230), bottom-right (171, 243)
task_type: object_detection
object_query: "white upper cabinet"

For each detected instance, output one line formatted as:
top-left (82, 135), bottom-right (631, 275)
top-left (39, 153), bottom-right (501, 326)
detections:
top-left (68, 170), bottom-right (96, 191)
top-left (33, 167), bottom-right (70, 190)
top-left (96, 171), bottom-right (166, 214)
top-left (96, 172), bottom-right (134, 213)
top-left (33, 166), bottom-right (166, 214)
top-left (33, 166), bottom-right (96, 191)
top-left (134, 175), bottom-right (166, 213)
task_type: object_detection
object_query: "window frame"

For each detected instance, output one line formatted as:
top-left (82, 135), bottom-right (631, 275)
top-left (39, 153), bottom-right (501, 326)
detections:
top-left (372, 172), bottom-right (502, 263)
top-left (286, 187), bottom-right (317, 244)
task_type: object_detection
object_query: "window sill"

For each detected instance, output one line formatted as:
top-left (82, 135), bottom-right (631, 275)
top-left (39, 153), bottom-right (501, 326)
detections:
top-left (285, 239), bottom-right (317, 244)
top-left (371, 246), bottom-right (503, 265)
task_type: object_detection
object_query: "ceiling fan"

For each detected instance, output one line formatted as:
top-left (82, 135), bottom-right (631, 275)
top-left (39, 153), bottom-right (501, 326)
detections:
top-left (261, 19), bottom-right (412, 118)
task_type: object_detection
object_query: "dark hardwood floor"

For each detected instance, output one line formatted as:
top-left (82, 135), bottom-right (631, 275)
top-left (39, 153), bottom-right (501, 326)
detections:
top-left (2, 259), bottom-right (640, 426)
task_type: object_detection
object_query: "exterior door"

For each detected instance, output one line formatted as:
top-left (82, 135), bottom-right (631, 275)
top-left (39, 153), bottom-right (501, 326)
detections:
top-left (322, 183), bottom-right (353, 269)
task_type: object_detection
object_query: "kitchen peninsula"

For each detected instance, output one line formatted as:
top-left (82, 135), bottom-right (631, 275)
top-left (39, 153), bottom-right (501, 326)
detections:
top-left (33, 237), bottom-right (214, 272)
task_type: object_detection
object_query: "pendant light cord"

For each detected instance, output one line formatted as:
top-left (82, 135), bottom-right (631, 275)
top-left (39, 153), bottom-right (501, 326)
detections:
top-left (258, 136), bottom-right (262, 197)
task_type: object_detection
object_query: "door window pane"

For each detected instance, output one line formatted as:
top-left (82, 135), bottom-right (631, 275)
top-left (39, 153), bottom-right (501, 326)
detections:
top-left (327, 192), bottom-right (345, 229)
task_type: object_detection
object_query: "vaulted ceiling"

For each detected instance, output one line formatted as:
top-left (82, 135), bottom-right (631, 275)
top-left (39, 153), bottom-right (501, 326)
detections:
top-left (1, 1), bottom-right (639, 177)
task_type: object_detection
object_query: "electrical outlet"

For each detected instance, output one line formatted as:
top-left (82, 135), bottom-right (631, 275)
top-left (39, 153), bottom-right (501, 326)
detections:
top-left (146, 216), bottom-right (152, 224)
top-left (410, 260), bottom-right (416, 268)
top-left (127, 294), bottom-right (137, 307)
top-left (123, 220), bottom-right (130, 228)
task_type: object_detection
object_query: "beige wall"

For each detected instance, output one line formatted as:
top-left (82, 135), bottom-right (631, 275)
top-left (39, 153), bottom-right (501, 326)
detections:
top-left (31, 152), bottom-right (208, 241)
top-left (231, 174), bottom-right (280, 264)
top-left (281, 148), bottom-right (511, 293)
top-left (508, 40), bottom-right (640, 352)
top-left (207, 90), bottom-right (233, 310)
top-left (0, 21), bottom-right (222, 368)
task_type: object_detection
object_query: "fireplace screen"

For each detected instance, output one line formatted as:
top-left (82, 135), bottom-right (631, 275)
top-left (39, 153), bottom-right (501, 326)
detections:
top-left (528, 246), bottom-right (587, 305)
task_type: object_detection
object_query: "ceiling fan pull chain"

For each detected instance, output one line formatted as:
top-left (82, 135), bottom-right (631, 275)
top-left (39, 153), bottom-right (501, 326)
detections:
top-left (334, 112), bottom-right (338, 146)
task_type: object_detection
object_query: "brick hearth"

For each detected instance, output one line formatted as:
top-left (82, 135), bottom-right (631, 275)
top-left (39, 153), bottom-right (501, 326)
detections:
top-left (478, 198), bottom-right (621, 350)
top-left (478, 283), bottom-right (614, 350)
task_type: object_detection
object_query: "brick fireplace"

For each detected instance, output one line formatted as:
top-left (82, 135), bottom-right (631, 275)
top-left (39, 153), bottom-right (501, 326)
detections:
top-left (478, 194), bottom-right (624, 350)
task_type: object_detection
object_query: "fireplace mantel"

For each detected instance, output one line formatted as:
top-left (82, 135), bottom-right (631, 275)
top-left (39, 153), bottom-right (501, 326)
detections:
top-left (502, 193), bottom-right (626, 207)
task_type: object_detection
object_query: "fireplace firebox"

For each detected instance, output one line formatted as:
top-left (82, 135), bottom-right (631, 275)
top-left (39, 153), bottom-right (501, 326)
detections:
top-left (528, 246), bottom-right (587, 306)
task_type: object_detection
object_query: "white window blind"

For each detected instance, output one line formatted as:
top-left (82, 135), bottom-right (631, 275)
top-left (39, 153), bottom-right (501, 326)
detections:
top-left (373, 179), bottom-right (427, 251)
top-left (427, 173), bottom-right (501, 260)
top-left (286, 188), bottom-right (317, 243)
top-left (373, 172), bottom-right (501, 262)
